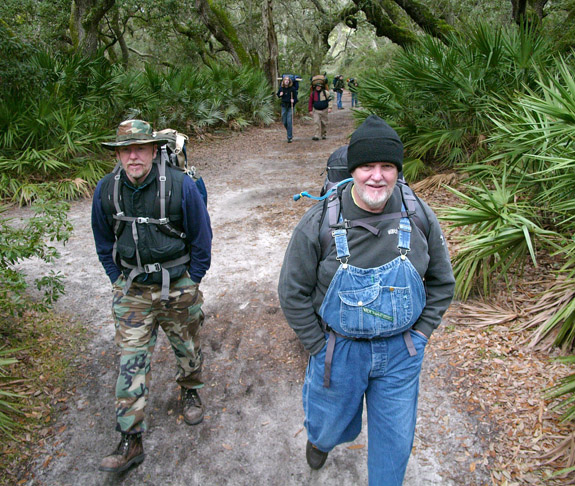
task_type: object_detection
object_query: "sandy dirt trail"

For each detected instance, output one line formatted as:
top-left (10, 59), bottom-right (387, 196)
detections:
top-left (18, 96), bottom-right (491, 485)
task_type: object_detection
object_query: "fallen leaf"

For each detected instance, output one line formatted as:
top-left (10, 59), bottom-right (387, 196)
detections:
top-left (347, 444), bottom-right (365, 450)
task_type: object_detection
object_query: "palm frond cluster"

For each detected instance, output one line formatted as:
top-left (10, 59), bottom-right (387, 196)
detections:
top-left (356, 22), bottom-right (575, 422)
top-left (0, 41), bottom-right (274, 204)
top-left (358, 23), bottom-right (575, 350)
top-left (359, 22), bottom-right (555, 171)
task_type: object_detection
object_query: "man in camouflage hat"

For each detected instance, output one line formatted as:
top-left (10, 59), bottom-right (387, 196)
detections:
top-left (92, 119), bottom-right (212, 473)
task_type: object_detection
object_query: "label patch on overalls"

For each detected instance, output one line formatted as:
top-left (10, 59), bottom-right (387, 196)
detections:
top-left (362, 307), bottom-right (393, 322)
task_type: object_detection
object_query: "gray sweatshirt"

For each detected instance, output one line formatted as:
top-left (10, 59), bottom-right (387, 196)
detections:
top-left (278, 183), bottom-right (455, 356)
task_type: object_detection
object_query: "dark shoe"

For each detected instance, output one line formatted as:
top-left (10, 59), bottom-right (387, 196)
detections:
top-left (99, 433), bottom-right (145, 473)
top-left (287, 138), bottom-right (292, 143)
top-left (306, 440), bottom-right (328, 470)
top-left (321, 135), bottom-right (327, 140)
top-left (312, 137), bottom-right (319, 141)
top-left (181, 387), bottom-right (204, 425)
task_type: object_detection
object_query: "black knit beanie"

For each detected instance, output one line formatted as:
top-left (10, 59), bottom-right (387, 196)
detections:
top-left (347, 115), bottom-right (403, 173)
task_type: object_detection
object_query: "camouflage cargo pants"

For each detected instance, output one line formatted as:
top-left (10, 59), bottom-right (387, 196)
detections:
top-left (111, 273), bottom-right (204, 434)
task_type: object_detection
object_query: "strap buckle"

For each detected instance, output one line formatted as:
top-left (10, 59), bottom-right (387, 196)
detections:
top-left (158, 218), bottom-right (168, 224)
top-left (332, 219), bottom-right (351, 231)
top-left (144, 263), bottom-right (161, 273)
top-left (137, 217), bottom-right (149, 224)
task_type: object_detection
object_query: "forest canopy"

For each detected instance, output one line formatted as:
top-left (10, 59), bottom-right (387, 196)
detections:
top-left (2, 0), bottom-right (572, 89)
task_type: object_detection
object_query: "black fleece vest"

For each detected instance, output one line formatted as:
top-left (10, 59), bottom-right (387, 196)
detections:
top-left (100, 163), bottom-right (189, 285)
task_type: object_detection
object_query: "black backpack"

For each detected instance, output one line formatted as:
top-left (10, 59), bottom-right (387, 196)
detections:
top-left (293, 145), bottom-right (429, 257)
top-left (320, 145), bottom-right (351, 196)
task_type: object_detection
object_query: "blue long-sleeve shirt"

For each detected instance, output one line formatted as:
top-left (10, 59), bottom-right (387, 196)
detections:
top-left (91, 174), bottom-right (212, 284)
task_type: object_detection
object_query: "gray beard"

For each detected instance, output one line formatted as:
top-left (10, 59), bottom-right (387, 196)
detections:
top-left (354, 183), bottom-right (395, 211)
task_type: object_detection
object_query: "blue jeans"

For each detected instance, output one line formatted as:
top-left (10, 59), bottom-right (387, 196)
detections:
top-left (336, 91), bottom-right (343, 109)
top-left (303, 330), bottom-right (427, 486)
top-left (351, 92), bottom-right (358, 107)
top-left (281, 104), bottom-right (293, 139)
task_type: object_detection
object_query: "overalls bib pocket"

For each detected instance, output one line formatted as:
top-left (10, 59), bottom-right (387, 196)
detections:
top-left (339, 284), bottom-right (413, 337)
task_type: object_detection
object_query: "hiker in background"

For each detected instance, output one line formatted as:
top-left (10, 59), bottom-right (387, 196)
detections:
top-left (277, 75), bottom-right (299, 143)
top-left (92, 119), bottom-right (212, 473)
top-left (333, 74), bottom-right (345, 109)
top-left (278, 115), bottom-right (455, 485)
top-left (308, 75), bottom-right (332, 141)
top-left (348, 77), bottom-right (359, 108)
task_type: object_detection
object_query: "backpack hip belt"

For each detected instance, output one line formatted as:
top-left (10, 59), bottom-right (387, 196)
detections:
top-left (120, 253), bottom-right (191, 301)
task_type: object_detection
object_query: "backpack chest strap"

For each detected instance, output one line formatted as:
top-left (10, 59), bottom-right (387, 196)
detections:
top-left (331, 203), bottom-right (412, 263)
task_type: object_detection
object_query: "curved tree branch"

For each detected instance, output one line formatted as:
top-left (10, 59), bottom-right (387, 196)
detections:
top-left (194, 0), bottom-right (252, 66)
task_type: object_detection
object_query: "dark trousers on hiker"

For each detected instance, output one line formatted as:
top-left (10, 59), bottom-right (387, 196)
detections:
top-left (111, 274), bottom-right (204, 434)
top-left (302, 330), bottom-right (427, 486)
top-left (281, 104), bottom-right (294, 140)
top-left (312, 108), bottom-right (328, 139)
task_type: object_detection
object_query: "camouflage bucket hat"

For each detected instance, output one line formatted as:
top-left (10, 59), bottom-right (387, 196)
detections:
top-left (102, 119), bottom-right (171, 149)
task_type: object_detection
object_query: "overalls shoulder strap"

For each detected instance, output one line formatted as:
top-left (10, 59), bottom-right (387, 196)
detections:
top-left (319, 184), bottom-right (410, 259)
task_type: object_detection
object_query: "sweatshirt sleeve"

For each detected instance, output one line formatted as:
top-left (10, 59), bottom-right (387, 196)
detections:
top-left (182, 175), bottom-right (212, 283)
top-left (278, 209), bottom-right (326, 356)
top-left (91, 180), bottom-right (122, 284)
top-left (412, 202), bottom-right (455, 338)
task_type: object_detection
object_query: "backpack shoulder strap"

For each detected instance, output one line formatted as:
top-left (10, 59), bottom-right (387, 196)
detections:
top-left (399, 184), bottom-right (430, 238)
top-left (318, 183), bottom-right (431, 260)
top-left (154, 146), bottom-right (187, 239)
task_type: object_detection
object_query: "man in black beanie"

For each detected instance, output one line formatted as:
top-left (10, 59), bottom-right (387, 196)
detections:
top-left (279, 115), bottom-right (455, 485)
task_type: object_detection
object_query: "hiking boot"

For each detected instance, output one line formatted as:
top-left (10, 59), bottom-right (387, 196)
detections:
top-left (99, 433), bottom-right (145, 473)
top-left (321, 135), bottom-right (327, 140)
top-left (287, 137), bottom-right (293, 143)
top-left (312, 137), bottom-right (319, 141)
top-left (306, 440), bottom-right (328, 470)
top-left (181, 387), bottom-right (204, 425)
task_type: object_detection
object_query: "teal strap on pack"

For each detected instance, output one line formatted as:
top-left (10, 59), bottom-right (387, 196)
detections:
top-left (293, 177), bottom-right (353, 201)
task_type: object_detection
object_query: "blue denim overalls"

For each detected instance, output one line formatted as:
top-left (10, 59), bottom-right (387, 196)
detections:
top-left (305, 204), bottom-right (429, 485)
top-left (318, 205), bottom-right (426, 387)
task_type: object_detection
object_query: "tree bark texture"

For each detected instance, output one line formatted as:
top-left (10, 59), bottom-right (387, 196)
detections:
top-left (393, 0), bottom-right (452, 40)
top-left (194, 0), bottom-right (252, 66)
top-left (511, 0), bottom-right (549, 25)
top-left (348, 0), bottom-right (454, 47)
top-left (109, 7), bottom-right (129, 67)
top-left (70, 0), bottom-right (115, 56)
top-left (262, 0), bottom-right (279, 91)
top-left (511, 0), bottom-right (527, 24)
top-left (352, 0), bottom-right (418, 47)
